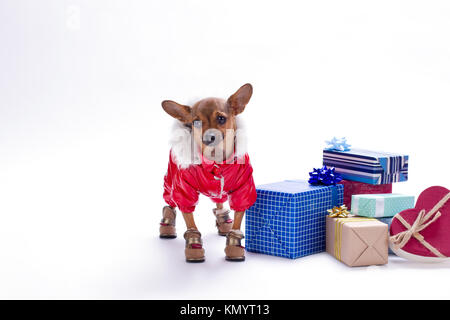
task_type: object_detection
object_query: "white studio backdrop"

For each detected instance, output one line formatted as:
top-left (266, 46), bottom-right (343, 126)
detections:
top-left (0, 0), bottom-right (450, 299)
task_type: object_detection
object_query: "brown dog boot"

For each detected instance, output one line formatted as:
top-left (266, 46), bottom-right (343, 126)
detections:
top-left (225, 229), bottom-right (245, 262)
top-left (184, 229), bottom-right (205, 263)
top-left (159, 206), bottom-right (177, 239)
top-left (213, 208), bottom-right (233, 236)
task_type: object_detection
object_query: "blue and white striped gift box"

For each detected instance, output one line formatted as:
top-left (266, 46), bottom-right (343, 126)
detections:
top-left (245, 180), bottom-right (343, 259)
top-left (323, 148), bottom-right (408, 185)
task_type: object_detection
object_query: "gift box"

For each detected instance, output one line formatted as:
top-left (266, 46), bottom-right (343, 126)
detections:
top-left (323, 148), bottom-right (408, 185)
top-left (245, 180), bottom-right (343, 259)
top-left (389, 186), bottom-right (450, 262)
top-left (326, 216), bottom-right (389, 267)
top-left (339, 179), bottom-right (392, 210)
top-left (375, 217), bottom-right (395, 255)
top-left (377, 216), bottom-right (393, 226)
top-left (351, 194), bottom-right (415, 218)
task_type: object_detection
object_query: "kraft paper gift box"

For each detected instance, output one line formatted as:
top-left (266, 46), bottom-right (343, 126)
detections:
top-left (351, 194), bottom-right (415, 218)
top-left (326, 216), bottom-right (388, 267)
top-left (323, 148), bottom-right (408, 185)
top-left (375, 217), bottom-right (395, 255)
top-left (339, 179), bottom-right (392, 210)
top-left (245, 180), bottom-right (343, 259)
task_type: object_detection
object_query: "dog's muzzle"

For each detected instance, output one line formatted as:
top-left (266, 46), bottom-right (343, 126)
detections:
top-left (203, 129), bottom-right (223, 147)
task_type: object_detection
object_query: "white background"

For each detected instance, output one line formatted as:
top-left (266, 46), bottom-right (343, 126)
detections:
top-left (1, 0), bottom-right (450, 299)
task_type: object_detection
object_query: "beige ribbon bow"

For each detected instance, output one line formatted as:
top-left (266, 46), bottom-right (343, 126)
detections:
top-left (389, 192), bottom-right (450, 258)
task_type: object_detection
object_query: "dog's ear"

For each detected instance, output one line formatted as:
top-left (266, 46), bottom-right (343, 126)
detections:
top-left (227, 83), bottom-right (253, 115)
top-left (161, 100), bottom-right (192, 123)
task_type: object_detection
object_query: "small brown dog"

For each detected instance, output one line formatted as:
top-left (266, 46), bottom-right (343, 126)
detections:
top-left (160, 84), bottom-right (257, 262)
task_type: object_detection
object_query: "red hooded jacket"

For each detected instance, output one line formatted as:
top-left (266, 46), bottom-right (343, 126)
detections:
top-left (163, 152), bottom-right (257, 213)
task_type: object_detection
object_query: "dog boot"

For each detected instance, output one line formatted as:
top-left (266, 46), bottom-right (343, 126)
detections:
top-left (184, 228), bottom-right (205, 263)
top-left (159, 206), bottom-right (177, 239)
top-left (225, 229), bottom-right (245, 262)
top-left (213, 208), bottom-right (233, 236)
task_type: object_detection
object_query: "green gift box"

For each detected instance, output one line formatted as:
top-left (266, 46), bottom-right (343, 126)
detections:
top-left (351, 194), bottom-right (415, 218)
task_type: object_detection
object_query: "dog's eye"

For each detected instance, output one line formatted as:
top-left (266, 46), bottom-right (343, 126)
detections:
top-left (217, 115), bottom-right (227, 125)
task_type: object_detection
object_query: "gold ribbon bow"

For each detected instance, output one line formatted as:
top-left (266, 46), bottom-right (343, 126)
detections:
top-left (328, 205), bottom-right (350, 218)
top-left (389, 192), bottom-right (450, 258)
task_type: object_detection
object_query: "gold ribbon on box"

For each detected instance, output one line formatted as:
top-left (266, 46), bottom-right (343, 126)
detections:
top-left (329, 208), bottom-right (374, 261)
top-left (327, 205), bottom-right (350, 218)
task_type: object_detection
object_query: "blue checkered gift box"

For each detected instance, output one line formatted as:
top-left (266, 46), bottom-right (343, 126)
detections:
top-left (245, 180), bottom-right (343, 259)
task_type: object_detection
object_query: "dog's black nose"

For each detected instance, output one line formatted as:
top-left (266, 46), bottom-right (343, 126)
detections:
top-left (203, 130), bottom-right (221, 146)
top-left (203, 136), bottom-right (215, 146)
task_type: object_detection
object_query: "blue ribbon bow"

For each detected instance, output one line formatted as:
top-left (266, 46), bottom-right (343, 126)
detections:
top-left (325, 137), bottom-right (351, 152)
top-left (308, 166), bottom-right (342, 186)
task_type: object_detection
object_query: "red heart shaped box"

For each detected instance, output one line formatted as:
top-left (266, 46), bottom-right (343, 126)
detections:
top-left (390, 186), bottom-right (450, 262)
